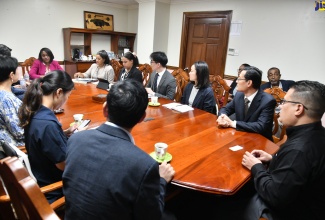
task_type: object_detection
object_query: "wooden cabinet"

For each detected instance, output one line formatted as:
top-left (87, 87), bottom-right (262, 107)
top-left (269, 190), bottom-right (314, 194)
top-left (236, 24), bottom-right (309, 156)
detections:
top-left (63, 28), bottom-right (136, 76)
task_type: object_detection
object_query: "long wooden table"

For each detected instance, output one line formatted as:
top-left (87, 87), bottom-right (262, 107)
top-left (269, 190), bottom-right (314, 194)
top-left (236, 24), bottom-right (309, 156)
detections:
top-left (57, 83), bottom-right (279, 195)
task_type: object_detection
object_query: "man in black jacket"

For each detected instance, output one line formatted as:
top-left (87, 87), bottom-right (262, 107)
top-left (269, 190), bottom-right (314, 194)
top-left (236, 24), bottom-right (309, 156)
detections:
top-left (242, 80), bottom-right (325, 219)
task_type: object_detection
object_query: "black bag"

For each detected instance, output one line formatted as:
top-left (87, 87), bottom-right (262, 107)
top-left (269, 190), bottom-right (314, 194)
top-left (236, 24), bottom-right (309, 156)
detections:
top-left (0, 140), bottom-right (18, 160)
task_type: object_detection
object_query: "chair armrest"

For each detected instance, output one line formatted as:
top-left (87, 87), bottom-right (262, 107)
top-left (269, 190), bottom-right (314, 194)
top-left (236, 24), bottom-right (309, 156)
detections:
top-left (40, 181), bottom-right (63, 194)
top-left (0, 194), bottom-right (10, 202)
top-left (17, 146), bottom-right (27, 154)
top-left (50, 196), bottom-right (65, 210)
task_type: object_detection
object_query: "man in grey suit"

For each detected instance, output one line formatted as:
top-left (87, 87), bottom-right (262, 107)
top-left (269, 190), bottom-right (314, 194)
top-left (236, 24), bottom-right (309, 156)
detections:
top-left (146, 51), bottom-right (176, 100)
top-left (217, 66), bottom-right (276, 141)
top-left (63, 80), bottom-right (175, 220)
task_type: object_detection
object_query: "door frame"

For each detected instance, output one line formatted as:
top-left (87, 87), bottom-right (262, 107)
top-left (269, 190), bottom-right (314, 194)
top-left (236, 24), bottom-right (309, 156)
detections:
top-left (179, 11), bottom-right (232, 77)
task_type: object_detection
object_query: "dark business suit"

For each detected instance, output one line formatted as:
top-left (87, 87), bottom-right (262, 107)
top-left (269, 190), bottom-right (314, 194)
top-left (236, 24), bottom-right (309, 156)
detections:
top-left (146, 70), bottom-right (176, 100)
top-left (219, 90), bottom-right (276, 141)
top-left (260, 80), bottom-right (295, 92)
top-left (118, 66), bottom-right (143, 84)
top-left (181, 83), bottom-right (216, 113)
top-left (63, 124), bottom-right (167, 220)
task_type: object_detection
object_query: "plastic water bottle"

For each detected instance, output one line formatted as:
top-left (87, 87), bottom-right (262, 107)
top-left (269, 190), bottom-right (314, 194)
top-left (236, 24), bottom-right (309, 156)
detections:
top-left (24, 72), bottom-right (30, 83)
top-left (20, 77), bottom-right (26, 89)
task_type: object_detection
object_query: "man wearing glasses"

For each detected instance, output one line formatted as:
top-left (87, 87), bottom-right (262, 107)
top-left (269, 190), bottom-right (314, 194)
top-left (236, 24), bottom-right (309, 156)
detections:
top-left (260, 67), bottom-right (295, 92)
top-left (217, 66), bottom-right (276, 141)
top-left (242, 80), bottom-right (325, 219)
top-left (145, 51), bottom-right (176, 100)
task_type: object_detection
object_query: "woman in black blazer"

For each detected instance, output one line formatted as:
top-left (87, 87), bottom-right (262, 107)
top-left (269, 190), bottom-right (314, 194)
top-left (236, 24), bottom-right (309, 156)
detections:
top-left (118, 52), bottom-right (143, 84)
top-left (181, 61), bottom-right (216, 113)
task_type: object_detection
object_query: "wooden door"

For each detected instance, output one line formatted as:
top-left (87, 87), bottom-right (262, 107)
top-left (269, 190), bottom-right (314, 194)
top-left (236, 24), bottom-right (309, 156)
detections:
top-left (179, 11), bottom-right (232, 77)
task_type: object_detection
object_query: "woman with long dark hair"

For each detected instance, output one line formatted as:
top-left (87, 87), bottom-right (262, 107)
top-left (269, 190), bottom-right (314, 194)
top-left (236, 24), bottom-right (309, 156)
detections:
top-left (181, 61), bottom-right (216, 113)
top-left (74, 50), bottom-right (114, 83)
top-left (19, 70), bottom-right (75, 203)
top-left (118, 51), bottom-right (143, 84)
top-left (29, 47), bottom-right (63, 80)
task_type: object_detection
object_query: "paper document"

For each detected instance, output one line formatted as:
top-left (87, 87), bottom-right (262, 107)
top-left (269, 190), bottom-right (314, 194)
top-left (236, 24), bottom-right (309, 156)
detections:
top-left (162, 103), bottom-right (194, 113)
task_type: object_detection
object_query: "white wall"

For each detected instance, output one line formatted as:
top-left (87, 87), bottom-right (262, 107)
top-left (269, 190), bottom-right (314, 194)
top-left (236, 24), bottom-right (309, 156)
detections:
top-left (0, 0), bottom-right (131, 62)
top-left (1, 0), bottom-right (324, 84)
top-left (167, 0), bottom-right (325, 83)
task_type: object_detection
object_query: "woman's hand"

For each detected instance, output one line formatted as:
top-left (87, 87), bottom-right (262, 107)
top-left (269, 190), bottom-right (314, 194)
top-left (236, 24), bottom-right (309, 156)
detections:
top-left (74, 72), bottom-right (83, 78)
top-left (64, 123), bottom-right (79, 137)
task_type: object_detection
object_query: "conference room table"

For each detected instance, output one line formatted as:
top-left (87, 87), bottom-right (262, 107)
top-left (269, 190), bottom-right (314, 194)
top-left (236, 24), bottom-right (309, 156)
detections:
top-left (57, 83), bottom-right (279, 196)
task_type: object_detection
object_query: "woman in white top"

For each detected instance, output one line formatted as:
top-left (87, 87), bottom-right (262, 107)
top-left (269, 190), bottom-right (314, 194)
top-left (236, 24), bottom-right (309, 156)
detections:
top-left (74, 50), bottom-right (114, 83)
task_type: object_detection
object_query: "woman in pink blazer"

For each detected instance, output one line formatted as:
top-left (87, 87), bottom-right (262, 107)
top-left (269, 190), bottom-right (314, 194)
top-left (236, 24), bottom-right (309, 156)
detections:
top-left (29, 48), bottom-right (63, 80)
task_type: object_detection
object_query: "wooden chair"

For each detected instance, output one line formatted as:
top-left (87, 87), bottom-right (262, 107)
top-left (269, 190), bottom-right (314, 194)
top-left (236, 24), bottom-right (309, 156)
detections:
top-left (21, 57), bottom-right (37, 75)
top-left (138, 63), bottom-right (152, 86)
top-left (171, 68), bottom-right (190, 102)
top-left (0, 157), bottom-right (65, 220)
top-left (209, 75), bottom-right (231, 110)
top-left (110, 59), bottom-right (123, 81)
top-left (263, 87), bottom-right (287, 144)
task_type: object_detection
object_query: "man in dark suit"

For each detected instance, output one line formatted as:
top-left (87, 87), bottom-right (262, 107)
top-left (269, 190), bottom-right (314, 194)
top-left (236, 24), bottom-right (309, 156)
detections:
top-left (63, 80), bottom-right (175, 220)
top-left (217, 66), bottom-right (276, 141)
top-left (260, 67), bottom-right (295, 92)
top-left (146, 51), bottom-right (176, 100)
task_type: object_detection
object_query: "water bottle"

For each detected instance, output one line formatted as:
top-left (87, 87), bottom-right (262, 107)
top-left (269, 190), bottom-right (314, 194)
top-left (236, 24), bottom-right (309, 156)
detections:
top-left (24, 72), bottom-right (30, 83)
top-left (20, 77), bottom-right (26, 89)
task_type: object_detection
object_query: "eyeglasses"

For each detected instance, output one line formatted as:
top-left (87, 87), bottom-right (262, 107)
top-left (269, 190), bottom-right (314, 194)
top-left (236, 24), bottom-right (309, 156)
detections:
top-left (150, 60), bottom-right (156, 64)
top-left (279, 99), bottom-right (308, 110)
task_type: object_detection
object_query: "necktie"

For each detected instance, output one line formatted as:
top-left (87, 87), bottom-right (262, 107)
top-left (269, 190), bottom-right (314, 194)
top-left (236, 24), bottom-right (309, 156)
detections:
top-left (153, 73), bottom-right (159, 92)
top-left (244, 98), bottom-right (250, 117)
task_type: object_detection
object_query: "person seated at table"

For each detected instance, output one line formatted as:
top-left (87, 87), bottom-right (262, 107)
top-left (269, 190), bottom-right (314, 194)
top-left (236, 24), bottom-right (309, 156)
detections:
top-left (18, 70), bottom-right (77, 203)
top-left (29, 47), bottom-right (63, 80)
top-left (0, 55), bottom-right (24, 146)
top-left (217, 66), bottom-right (276, 141)
top-left (0, 44), bottom-right (26, 100)
top-left (260, 67), bottom-right (295, 92)
top-left (146, 51), bottom-right (176, 100)
top-left (229, 63), bottom-right (250, 98)
top-left (241, 80), bottom-right (325, 219)
top-left (63, 79), bottom-right (176, 220)
top-left (181, 61), bottom-right (215, 113)
top-left (74, 50), bottom-right (114, 83)
top-left (118, 51), bottom-right (142, 84)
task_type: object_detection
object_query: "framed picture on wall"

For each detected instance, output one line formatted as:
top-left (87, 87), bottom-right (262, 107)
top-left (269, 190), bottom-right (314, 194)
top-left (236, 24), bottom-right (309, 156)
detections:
top-left (84, 11), bottom-right (114, 31)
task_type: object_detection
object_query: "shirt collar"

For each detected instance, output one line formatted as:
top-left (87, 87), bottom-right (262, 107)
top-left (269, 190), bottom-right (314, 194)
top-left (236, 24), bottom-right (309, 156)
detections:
top-left (104, 121), bottom-right (135, 144)
top-left (245, 90), bottom-right (258, 103)
top-left (157, 68), bottom-right (166, 76)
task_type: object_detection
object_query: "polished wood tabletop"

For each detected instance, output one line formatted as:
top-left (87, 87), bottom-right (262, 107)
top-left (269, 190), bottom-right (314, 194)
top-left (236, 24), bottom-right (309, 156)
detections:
top-left (58, 83), bottom-right (279, 195)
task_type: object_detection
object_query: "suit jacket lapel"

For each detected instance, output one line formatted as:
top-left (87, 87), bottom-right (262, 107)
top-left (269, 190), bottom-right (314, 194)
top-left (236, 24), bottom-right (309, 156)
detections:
top-left (157, 70), bottom-right (168, 93)
top-left (245, 90), bottom-right (262, 120)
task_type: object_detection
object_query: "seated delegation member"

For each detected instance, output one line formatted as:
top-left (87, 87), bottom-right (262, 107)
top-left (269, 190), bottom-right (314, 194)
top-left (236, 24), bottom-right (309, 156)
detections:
top-left (181, 61), bottom-right (215, 113)
top-left (0, 44), bottom-right (26, 100)
top-left (74, 50), bottom-right (114, 83)
top-left (217, 66), bottom-right (276, 141)
top-left (29, 47), bottom-right (63, 80)
top-left (146, 51), bottom-right (176, 100)
top-left (118, 51), bottom-right (143, 84)
top-left (18, 70), bottom-right (76, 203)
top-left (242, 80), bottom-right (325, 219)
top-left (63, 80), bottom-right (176, 220)
top-left (0, 55), bottom-right (24, 146)
top-left (229, 63), bottom-right (250, 98)
top-left (260, 67), bottom-right (295, 92)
